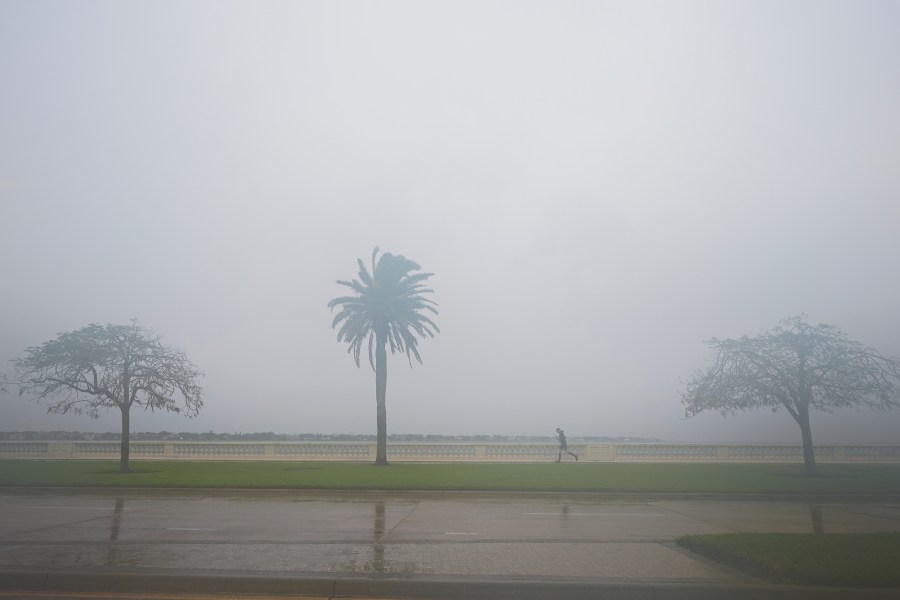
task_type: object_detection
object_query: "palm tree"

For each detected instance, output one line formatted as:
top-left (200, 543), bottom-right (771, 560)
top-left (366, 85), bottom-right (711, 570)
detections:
top-left (328, 248), bottom-right (439, 465)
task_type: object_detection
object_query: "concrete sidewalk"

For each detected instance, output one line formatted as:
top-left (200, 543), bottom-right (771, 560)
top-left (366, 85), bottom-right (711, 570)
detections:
top-left (3, 565), bottom-right (898, 600)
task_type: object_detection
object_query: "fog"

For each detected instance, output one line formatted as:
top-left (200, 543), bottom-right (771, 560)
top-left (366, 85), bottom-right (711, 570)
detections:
top-left (2, 1), bottom-right (899, 444)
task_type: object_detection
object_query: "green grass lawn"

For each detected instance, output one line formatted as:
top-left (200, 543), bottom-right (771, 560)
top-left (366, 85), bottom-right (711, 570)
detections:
top-left (2, 460), bottom-right (900, 494)
top-left (678, 533), bottom-right (900, 587)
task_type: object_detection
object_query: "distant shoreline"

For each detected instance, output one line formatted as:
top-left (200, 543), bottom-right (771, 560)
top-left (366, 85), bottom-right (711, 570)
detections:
top-left (0, 431), bottom-right (661, 443)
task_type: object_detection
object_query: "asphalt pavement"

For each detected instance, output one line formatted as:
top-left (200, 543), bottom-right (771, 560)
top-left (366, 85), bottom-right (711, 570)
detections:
top-left (1, 488), bottom-right (899, 599)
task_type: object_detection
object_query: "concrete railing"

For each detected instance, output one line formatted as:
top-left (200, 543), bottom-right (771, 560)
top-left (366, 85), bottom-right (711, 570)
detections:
top-left (2, 441), bottom-right (899, 463)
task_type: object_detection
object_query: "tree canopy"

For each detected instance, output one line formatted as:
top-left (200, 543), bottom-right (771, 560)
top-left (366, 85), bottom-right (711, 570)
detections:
top-left (681, 315), bottom-right (900, 475)
top-left (13, 321), bottom-right (204, 472)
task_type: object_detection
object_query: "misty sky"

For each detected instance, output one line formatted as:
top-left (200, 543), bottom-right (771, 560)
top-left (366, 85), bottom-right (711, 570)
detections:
top-left (2, 1), bottom-right (899, 444)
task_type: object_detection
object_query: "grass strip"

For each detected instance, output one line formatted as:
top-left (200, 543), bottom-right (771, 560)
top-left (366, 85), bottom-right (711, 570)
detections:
top-left (677, 532), bottom-right (900, 587)
top-left (1, 461), bottom-right (900, 494)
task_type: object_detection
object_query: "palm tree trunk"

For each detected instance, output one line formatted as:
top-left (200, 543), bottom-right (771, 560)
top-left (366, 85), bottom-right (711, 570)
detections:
top-left (375, 331), bottom-right (389, 466)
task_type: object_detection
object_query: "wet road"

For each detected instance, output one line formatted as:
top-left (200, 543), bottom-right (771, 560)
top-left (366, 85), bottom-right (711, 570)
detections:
top-left (1, 490), bottom-right (899, 587)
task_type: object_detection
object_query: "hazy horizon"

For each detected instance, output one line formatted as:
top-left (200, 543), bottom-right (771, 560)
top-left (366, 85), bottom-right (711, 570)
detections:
top-left (3, 1), bottom-right (899, 446)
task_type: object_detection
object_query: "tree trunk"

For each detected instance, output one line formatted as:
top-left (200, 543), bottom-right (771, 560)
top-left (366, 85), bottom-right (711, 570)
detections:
top-left (119, 405), bottom-right (132, 473)
top-left (797, 403), bottom-right (817, 476)
top-left (374, 331), bottom-right (389, 466)
top-left (796, 359), bottom-right (817, 477)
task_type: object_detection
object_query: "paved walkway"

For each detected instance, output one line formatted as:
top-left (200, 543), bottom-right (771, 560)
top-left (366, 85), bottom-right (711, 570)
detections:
top-left (1, 489), bottom-right (899, 599)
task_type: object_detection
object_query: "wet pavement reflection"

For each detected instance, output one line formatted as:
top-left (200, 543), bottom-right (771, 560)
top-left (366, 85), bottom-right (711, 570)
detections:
top-left (809, 503), bottom-right (824, 533)
top-left (370, 500), bottom-right (385, 572)
top-left (105, 498), bottom-right (124, 565)
top-left (338, 500), bottom-right (414, 574)
top-left (362, 500), bottom-right (424, 574)
top-left (2, 491), bottom-right (899, 581)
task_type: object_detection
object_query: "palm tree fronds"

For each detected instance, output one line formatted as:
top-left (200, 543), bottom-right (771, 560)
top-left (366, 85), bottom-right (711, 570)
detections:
top-left (328, 248), bottom-right (439, 369)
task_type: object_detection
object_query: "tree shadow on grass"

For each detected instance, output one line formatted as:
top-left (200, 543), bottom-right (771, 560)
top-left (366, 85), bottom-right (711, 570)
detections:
top-left (88, 468), bottom-right (135, 475)
top-left (767, 470), bottom-right (858, 480)
top-left (87, 466), bottom-right (156, 475)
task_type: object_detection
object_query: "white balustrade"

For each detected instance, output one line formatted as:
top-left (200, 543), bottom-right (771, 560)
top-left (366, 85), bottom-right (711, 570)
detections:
top-left (275, 444), bottom-right (370, 458)
top-left (1, 441), bottom-right (898, 463)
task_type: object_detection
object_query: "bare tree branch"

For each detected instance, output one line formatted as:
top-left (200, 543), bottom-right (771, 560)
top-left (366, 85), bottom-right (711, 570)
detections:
top-left (681, 315), bottom-right (900, 476)
top-left (12, 322), bottom-right (204, 473)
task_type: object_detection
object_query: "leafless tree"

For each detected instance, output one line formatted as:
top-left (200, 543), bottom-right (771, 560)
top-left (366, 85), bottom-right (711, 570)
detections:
top-left (13, 321), bottom-right (204, 473)
top-left (681, 315), bottom-right (900, 475)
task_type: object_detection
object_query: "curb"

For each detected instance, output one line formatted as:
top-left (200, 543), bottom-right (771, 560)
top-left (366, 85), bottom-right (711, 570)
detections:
top-left (2, 569), bottom-right (898, 600)
top-left (2, 486), bottom-right (900, 503)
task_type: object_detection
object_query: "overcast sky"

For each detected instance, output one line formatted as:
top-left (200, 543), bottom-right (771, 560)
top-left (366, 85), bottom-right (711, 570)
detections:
top-left (2, 1), bottom-right (899, 444)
